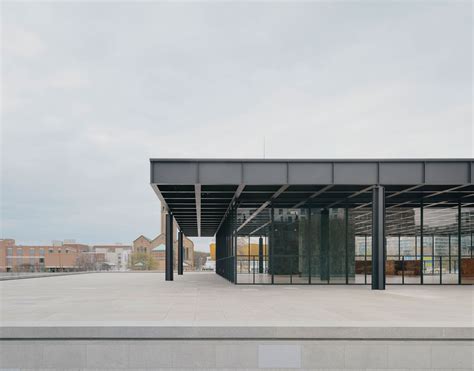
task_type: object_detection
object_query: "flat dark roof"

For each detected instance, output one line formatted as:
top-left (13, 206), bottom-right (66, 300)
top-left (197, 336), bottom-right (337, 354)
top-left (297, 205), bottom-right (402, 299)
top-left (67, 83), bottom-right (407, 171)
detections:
top-left (150, 158), bottom-right (474, 236)
top-left (150, 158), bottom-right (474, 162)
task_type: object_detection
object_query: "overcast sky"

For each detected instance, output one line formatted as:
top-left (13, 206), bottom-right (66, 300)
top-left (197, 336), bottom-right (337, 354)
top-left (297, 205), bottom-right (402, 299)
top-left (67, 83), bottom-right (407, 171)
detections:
top-left (1, 1), bottom-right (472, 252)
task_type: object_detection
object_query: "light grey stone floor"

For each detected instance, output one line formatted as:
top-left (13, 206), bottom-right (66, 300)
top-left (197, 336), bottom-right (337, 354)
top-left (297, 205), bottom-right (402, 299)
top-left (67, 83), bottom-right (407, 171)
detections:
top-left (0, 272), bottom-right (472, 328)
top-left (1, 272), bottom-right (472, 370)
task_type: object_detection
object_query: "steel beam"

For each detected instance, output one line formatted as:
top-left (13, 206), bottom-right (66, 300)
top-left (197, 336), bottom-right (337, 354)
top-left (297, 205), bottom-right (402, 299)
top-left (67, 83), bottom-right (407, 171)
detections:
top-left (326, 185), bottom-right (374, 209)
top-left (386, 184), bottom-right (425, 199)
top-left (216, 184), bottom-right (245, 235)
top-left (249, 220), bottom-right (271, 235)
top-left (424, 184), bottom-right (470, 199)
top-left (237, 185), bottom-right (288, 232)
top-left (372, 186), bottom-right (386, 290)
top-left (292, 185), bottom-right (333, 208)
top-left (195, 184), bottom-right (201, 237)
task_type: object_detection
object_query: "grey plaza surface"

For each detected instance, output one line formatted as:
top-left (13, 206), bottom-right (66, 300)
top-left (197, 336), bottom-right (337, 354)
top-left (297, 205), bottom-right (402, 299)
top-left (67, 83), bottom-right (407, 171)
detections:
top-left (0, 272), bottom-right (472, 331)
top-left (1, 272), bottom-right (473, 370)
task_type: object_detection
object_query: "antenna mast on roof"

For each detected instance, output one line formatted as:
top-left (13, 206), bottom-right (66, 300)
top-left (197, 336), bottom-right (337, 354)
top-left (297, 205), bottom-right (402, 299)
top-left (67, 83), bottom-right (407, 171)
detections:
top-left (263, 136), bottom-right (266, 159)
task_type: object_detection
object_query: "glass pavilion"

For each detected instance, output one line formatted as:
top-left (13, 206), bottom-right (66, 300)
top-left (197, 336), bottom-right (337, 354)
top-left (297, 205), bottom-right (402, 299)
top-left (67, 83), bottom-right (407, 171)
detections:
top-left (151, 159), bottom-right (474, 288)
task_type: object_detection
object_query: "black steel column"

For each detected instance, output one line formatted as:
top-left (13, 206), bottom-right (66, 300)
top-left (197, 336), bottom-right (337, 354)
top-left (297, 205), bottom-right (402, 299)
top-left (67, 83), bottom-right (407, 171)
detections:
top-left (432, 234), bottom-right (435, 274)
top-left (258, 236), bottom-right (264, 274)
top-left (372, 186), bottom-right (385, 290)
top-left (458, 201), bottom-right (462, 285)
top-left (248, 236), bottom-right (251, 273)
top-left (420, 199), bottom-right (424, 284)
top-left (165, 212), bottom-right (174, 281)
top-left (364, 234), bottom-right (368, 284)
top-left (448, 234), bottom-right (452, 274)
top-left (320, 209), bottom-right (329, 283)
top-left (345, 207), bottom-right (349, 285)
top-left (178, 230), bottom-right (184, 275)
top-left (308, 209), bottom-right (312, 284)
top-left (270, 206), bottom-right (274, 284)
top-left (233, 204), bottom-right (238, 284)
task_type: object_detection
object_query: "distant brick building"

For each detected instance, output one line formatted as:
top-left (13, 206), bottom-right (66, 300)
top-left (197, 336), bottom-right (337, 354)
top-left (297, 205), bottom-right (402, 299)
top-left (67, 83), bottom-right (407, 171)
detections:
top-left (0, 239), bottom-right (102, 272)
top-left (132, 207), bottom-right (194, 271)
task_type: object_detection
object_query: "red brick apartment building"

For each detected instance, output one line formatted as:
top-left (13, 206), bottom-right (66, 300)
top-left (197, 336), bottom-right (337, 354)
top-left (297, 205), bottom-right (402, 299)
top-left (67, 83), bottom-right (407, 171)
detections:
top-left (0, 239), bottom-right (105, 272)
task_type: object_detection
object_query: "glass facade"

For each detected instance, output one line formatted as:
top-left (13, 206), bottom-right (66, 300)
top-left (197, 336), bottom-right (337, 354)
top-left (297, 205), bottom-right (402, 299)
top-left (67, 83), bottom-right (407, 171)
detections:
top-left (214, 189), bottom-right (473, 286)
top-left (232, 206), bottom-right (373, 285)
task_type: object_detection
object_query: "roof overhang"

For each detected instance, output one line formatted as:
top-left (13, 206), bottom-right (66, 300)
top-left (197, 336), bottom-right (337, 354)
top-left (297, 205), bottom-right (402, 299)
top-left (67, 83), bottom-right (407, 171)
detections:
top-left (150, 159), bottom-right (474, 237)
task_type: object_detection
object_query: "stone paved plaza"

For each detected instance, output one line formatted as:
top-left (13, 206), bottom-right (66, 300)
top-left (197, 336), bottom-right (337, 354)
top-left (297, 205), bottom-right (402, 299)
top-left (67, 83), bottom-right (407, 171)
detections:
top-left (1, 272), bottom-right (473, 370)
top-left (1, 272), bottom-right (472, 327)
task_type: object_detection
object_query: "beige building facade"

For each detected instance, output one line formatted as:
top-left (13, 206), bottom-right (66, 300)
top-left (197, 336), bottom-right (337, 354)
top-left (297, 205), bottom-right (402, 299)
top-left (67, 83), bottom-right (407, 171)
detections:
top-left (93, 245), bottom-right (132, 271)
top-left (0, 239), bottom-right (97, 272)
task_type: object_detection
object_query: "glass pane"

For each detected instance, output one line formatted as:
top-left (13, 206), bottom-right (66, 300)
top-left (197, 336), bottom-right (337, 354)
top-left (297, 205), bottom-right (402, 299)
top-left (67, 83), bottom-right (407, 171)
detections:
top-left (272, 208), bottom-right (301, 284)
top-left (386, 207), bottom-right (421, 284)
top-left (309, 209), bottom-right (327, 284)
top-left (461, 206), bottom-right (474, 284)
top-left (423, 207), bottom-right (458, 284)
top-left (328, 208), bottom-right (347, 283)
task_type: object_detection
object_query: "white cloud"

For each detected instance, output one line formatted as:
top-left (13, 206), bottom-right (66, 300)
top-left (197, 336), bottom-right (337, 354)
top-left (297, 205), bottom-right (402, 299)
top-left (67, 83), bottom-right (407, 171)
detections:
top-left (2, 26), bottom-right (45, 58)
top-left (48, 68), bottom-right (90, 89)
top-left (0, 1), bottom-right (471, 250)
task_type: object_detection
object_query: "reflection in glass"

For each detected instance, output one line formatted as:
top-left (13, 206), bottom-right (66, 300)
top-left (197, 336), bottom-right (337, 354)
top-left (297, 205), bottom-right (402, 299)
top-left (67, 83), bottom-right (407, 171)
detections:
top-left (423, 207), bottom-right (459, 284)
top-left (385, 207), bottom-right (421, 284)
top-left (235, 205), bottom-right (373, 285)
top-left (461, 206), bottom-right (474, 284)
